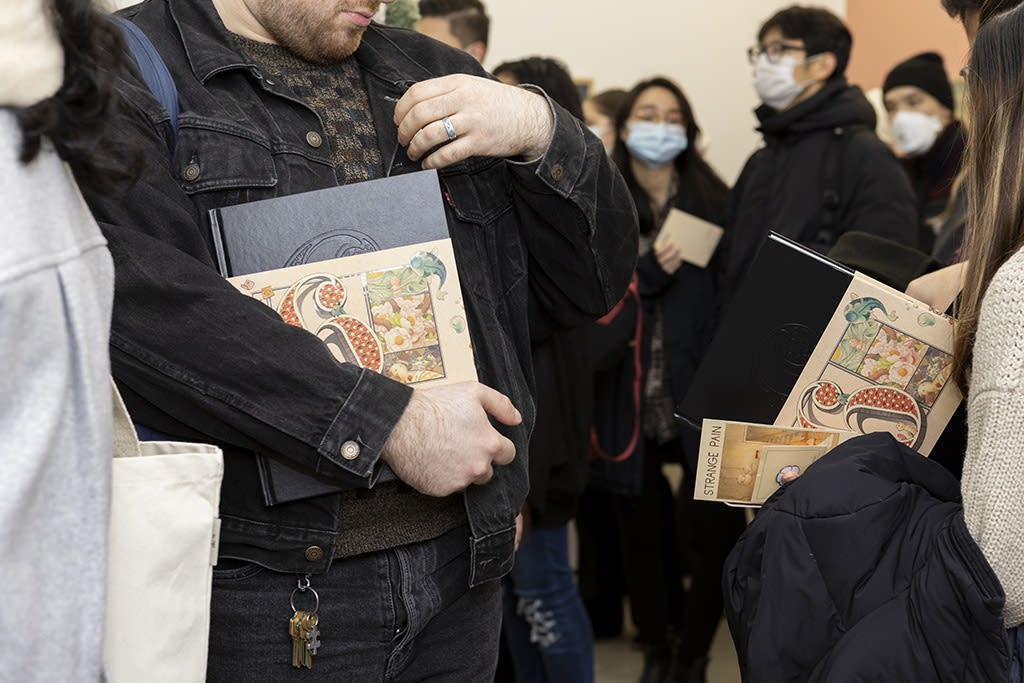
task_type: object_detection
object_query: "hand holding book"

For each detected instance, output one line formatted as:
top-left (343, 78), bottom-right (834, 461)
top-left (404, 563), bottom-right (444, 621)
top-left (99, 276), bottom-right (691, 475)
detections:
top-left (381, 382), bottom-right (521, 497)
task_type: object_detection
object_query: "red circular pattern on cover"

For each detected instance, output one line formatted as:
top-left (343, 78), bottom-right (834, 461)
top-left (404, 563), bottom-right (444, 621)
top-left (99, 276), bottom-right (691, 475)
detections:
top-left (332, 316), bottom-right (383, 373)
top-left (316, 283), bottom-right (346, 310)
top-left (812, 382), bottom-right (841, 410)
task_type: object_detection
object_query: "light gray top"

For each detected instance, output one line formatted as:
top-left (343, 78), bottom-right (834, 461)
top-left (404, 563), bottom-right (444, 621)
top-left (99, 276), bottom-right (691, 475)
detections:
top-left (0, 111), bottom-right (114, 680)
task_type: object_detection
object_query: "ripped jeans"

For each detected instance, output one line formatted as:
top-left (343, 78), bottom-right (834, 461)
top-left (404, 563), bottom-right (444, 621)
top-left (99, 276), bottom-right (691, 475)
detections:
top-left (502, 525), bottom-right (594, 683)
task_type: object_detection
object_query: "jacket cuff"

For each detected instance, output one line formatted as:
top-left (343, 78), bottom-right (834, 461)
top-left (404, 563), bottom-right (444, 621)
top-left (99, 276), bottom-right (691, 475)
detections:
top-left (315, 367), bottom-right (413, 483)
top-left (506, 85), bottom-right (586, 200)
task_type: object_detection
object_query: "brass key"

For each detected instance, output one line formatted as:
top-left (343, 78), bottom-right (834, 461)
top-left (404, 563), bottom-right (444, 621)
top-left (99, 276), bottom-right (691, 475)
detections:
top-left (289, 610), bottom-right (307, 669)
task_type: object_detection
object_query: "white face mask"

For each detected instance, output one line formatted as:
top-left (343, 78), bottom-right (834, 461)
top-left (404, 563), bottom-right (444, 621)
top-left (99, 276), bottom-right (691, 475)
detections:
top-left (753, 54), bottom-right (812, 112)
top-left (890, 110), bottom-right (944, 157)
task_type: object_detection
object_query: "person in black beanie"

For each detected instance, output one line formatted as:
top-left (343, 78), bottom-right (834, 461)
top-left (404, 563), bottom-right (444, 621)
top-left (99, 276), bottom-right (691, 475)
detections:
top-left (883, 52), bottom-right (965, 251)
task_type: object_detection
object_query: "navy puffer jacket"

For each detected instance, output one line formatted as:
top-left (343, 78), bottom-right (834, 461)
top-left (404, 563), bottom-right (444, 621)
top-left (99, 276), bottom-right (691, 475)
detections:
top-left (724, 433), bottom-right (1010, 682)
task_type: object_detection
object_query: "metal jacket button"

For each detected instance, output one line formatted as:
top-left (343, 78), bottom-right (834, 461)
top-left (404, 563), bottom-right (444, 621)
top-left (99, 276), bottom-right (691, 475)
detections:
top-left (551, 164), bottom-right (564, 181)
top-left (304, 546), bottom-right (324, 562)
top-left (183, 163), bottom-right (201, 182)
top-left (340, 441), bottom-right (361, 461)
top-left (306, 131), bottom-right (323, 148)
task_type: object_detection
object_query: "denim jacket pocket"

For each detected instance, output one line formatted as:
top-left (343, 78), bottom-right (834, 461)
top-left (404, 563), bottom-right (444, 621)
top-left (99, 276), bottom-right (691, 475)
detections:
top-left (176, 116), bottom-right (278, 196)
top-left (441, 160), bottom-right (525, 303)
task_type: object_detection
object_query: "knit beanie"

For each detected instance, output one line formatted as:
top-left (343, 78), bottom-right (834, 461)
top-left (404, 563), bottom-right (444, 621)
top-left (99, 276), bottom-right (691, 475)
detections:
top-left (0, 0), bottom-right (64, 108)
top-left (883, 52), bottom-right (954, 112)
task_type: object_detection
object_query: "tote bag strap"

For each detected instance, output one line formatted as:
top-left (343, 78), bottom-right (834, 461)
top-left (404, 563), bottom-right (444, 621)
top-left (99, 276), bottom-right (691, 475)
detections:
top-left (110, 377), bottom-right (142, 458)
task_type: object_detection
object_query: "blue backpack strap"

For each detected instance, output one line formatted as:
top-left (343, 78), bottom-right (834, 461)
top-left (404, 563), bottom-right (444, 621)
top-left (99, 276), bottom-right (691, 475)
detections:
top-left (112, 15), bottom-right (179, 149)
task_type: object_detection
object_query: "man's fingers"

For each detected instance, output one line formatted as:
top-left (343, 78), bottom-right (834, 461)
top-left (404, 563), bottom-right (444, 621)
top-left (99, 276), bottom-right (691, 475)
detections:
top-left (491, 434), bottom-right (516, 467)
top-left (421, 138), bottom-right (475, 170)
top-left (406, 116), bottom-right (461, 162)
top-left (471, 461), bottom-right (494, 486)
top-left (393, 76), bottom-right (461, 127)
top-left (477, 385), bottom-right (522, 426)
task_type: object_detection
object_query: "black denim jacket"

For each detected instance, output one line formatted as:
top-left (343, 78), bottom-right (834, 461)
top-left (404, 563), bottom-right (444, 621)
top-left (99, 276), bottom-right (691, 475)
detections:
top-left (84, 0), bottom-right (636, 585)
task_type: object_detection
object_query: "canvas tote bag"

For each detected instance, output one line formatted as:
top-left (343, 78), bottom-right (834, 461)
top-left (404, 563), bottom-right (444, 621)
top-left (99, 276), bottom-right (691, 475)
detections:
top-left (104, 380), bottom-right (223, 682)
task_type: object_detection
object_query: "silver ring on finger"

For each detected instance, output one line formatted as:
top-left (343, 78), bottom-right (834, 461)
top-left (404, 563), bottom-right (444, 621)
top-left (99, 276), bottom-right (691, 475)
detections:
top-left (442, 116), bottom-right (457, 141)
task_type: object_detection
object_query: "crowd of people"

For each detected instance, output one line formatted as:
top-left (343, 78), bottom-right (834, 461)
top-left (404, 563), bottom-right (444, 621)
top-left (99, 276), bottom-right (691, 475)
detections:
top-left (3, 0), bottom-right (1023, 681)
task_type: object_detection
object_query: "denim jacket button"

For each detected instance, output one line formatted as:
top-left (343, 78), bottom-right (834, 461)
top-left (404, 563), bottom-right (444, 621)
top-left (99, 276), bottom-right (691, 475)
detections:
top-left (306, 131), bottom-right (323, 148)
top-left (340, 440), bottom-right (361, 460)
top-left (550, 164), bottom-right (564, 181)
top-left (183, 163), bottom-right (201, 182)
top-left (304, 546), bottom-right (324, 562)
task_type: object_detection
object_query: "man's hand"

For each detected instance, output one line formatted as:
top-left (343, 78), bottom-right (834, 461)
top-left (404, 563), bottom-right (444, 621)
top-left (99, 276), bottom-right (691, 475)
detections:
top-left (381, 382), bottom-right (522, 497)
top-left (906, 262), bottom-right (965, 313)
top-left (394, 74), bottom-right (554, 170)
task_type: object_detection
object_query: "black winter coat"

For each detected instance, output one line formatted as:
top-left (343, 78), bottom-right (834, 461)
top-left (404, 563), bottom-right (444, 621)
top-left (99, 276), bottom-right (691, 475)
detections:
top-left (720, 78), bottom-right (919, 302)
top-left (725, 433), bottom-right (1010, 682)
top-left (589, 182), bottom-right (728, 494)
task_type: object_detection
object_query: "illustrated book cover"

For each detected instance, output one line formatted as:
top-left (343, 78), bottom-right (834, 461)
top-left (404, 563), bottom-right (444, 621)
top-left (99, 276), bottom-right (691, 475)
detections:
top-left (210, 171), bottom-right (475, 504)
top-left (694, 419), bottom-right (858, 506)
top-left (774, 272), bottom-right (960, 456)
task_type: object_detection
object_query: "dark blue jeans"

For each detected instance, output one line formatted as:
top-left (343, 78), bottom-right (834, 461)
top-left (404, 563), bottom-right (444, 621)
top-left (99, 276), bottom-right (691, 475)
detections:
top-left (502, 525), bottom-right (594, 683)
top-left (206, 526), bottom-right (501, 681)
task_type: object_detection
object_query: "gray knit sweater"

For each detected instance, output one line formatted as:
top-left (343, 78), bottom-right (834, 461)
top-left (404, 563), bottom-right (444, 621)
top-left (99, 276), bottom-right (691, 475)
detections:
top-left (0, 112), bottom-right (114, 679)
top-left (964, 246), bottom-right (1024, 629)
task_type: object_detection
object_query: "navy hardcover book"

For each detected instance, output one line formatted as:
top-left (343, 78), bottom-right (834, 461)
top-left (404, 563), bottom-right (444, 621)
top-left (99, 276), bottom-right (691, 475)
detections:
top-left (677, 232), bottom-right (854, 430)
top-left (209, 170), bottom-right (448, 505)
top-left (210, 170), bottom-right (449, 277)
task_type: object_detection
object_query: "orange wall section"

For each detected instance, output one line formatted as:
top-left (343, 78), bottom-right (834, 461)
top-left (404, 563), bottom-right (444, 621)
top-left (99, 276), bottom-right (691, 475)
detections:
top-left (846, 0), bottom-right (970, 91)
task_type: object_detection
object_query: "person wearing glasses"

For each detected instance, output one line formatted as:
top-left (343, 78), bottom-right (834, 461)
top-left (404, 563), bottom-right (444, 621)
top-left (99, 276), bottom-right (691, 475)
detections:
top-left (718, 6), bottom-right (919, 306)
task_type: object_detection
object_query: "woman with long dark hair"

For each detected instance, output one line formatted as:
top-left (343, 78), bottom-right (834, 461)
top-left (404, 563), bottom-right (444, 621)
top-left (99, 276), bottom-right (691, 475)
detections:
top-left (952, 4), bottom-right (1024, 672)
top-left (602, 76), bottom-right (741, 682)
top-left (1, 0), bottom-right (133, 678)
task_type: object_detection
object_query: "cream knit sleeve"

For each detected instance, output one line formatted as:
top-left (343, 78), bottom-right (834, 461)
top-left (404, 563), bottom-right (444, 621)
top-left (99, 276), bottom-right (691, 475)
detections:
top-left (963, 249), bottom-right (1024, 629)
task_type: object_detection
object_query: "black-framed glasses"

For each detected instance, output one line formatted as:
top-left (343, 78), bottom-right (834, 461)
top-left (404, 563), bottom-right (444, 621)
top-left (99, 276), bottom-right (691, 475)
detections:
top-left (747, 42), bottom-right (807, 65)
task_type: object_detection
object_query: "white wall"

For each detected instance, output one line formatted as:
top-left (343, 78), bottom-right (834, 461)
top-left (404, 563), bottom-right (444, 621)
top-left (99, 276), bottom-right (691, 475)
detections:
top-left (483, 0), bottom-right (847, 183)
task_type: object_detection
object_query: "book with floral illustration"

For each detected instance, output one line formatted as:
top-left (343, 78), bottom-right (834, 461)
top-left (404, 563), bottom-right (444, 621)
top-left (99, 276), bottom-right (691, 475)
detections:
top-left (694, 419), bottom-right (858, 506)
top-left (229, 239), bottom-right (476, 389)
top-left (209, 170), bottom-right (475, 504)
top-left (774, 272), bottom-right (961, 456)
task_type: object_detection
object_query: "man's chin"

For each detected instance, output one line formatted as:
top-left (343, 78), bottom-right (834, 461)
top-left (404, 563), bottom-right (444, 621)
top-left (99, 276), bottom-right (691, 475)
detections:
top-left (283, 30), bottom-right (365, 65)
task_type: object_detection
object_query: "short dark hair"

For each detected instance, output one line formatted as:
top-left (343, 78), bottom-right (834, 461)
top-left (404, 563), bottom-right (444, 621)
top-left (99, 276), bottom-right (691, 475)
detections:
top-left (587, 89), bottom-right (629, 120)
top-left (493, 57), bottom-right (582, 119)
top-left (941, 0), bottom-right (980, 20)
top-left (418, 0), bottom-right (490, 47)
top-left (758, 6), bottom-right (853, 79)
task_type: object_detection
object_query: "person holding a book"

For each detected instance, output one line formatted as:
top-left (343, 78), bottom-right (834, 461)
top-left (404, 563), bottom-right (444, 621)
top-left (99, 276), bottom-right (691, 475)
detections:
top-left (596, 75), bottom-right (737, 683)
top-left (720, 6), bottom-right (919, 305)
top-left (78, 0), bottom-right (637, 679)
top-left (951, 2), bottom-right (1024, 671)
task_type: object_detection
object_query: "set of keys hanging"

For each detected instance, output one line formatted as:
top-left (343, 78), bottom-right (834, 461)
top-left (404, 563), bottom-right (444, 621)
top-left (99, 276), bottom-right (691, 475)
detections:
top-left (290, 576), bottom-right (321, 669)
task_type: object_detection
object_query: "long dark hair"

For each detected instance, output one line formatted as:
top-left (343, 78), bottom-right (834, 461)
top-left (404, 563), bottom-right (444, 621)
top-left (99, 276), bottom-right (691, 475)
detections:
top-left (612, 77), bottom-right (729, 232)
top-left (14, 0), bottom-right (138, 195)
top-left (953, 3), bottom-right (1024, 386)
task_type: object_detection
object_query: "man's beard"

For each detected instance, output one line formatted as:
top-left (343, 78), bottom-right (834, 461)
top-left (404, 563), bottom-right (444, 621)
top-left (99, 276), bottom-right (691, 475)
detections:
top-left (259, 3), bottom-right (377, 64)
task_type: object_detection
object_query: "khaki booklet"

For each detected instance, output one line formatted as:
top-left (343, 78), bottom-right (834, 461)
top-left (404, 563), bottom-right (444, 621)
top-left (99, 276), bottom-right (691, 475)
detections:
top-left (694, 420), bottom-right (857, 506)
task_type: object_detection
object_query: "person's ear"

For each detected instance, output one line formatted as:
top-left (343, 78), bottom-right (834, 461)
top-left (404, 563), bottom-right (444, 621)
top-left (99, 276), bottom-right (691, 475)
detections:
top-left (464, 41), bottom-right (486, 64)
top-left (810, 52), bottom-right (838, 81)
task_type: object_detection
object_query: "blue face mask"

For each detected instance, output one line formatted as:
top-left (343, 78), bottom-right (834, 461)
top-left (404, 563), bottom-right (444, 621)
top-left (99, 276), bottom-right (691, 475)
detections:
top-left (625, 121), bottom-right (689, 168)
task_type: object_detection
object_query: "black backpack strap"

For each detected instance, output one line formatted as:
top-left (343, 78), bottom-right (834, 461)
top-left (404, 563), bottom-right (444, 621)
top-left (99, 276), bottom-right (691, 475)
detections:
top-left (112, 15), bottom-right (179, 150)
top-left (804, 124), bottom-right (869, 250)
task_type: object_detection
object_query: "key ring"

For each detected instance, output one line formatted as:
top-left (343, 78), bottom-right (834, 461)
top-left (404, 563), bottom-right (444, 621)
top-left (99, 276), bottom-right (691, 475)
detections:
top-left (290, 575), bottom-right (320, 614)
